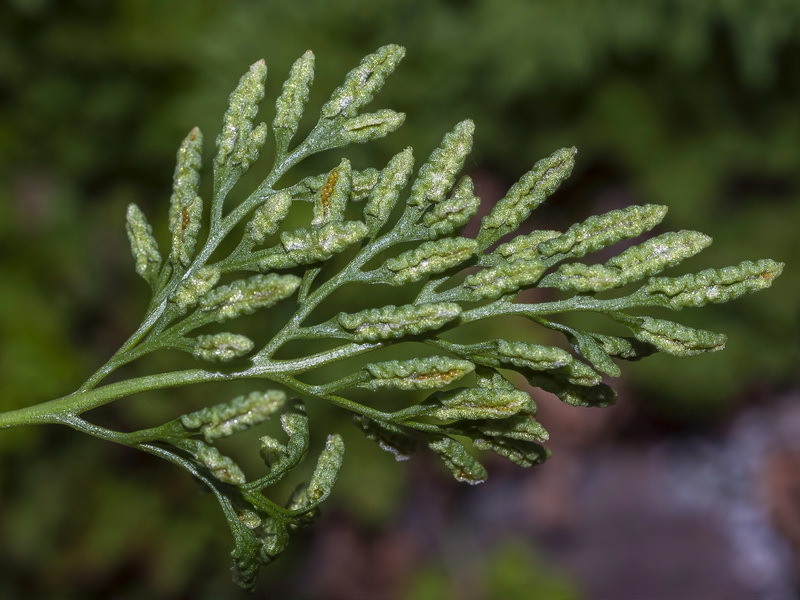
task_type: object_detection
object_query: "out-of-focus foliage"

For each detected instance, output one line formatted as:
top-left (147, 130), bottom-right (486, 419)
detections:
top-left (1, 0), bottom-right (797, 597)
top-left (405, 540), bottom-right (579, 600)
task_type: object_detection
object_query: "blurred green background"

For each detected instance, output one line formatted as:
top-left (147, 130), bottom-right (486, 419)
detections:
top-left (1, 1), bottom-right (798, 598)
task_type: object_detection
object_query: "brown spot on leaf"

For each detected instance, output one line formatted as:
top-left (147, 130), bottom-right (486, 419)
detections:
top-left (320, 171), bottom-right (339, 219)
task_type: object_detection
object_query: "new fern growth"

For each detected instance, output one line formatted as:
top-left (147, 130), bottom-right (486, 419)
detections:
top-left (0, 45), bottom-right (784, 590)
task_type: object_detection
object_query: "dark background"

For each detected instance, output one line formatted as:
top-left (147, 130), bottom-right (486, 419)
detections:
top-left (1, 1), bottom-right (798, 598)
